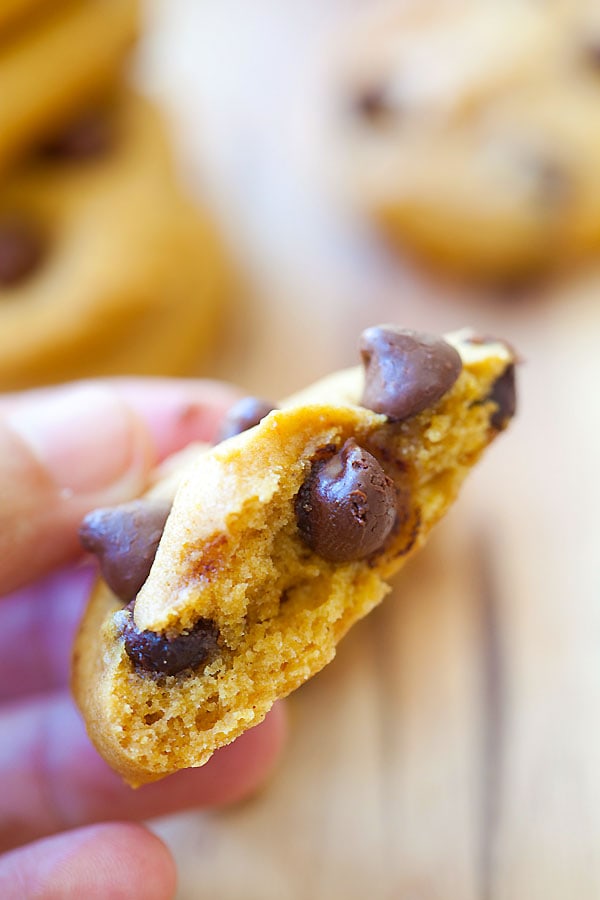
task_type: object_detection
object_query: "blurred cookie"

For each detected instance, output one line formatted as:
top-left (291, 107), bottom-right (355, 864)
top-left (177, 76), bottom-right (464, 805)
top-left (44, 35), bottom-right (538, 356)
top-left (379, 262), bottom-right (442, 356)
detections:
top-left (0, 0), bottom-right (138, 173)
top-left (0, 0), bottom-right (55, 36)
top-left (73, 327), bottom-right (516, 785)
top-left (0, 93), bottom-right (228, 389)
top-left (335, 0), bottom-right (600, 282)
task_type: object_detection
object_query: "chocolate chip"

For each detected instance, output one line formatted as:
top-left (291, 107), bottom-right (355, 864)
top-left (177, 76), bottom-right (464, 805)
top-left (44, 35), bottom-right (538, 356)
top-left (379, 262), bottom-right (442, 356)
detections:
top-left (360, 326), bottom-right (462, 421)
top-left (217, 397), bottom-right (277, 442)
top-left (353, 83), bottom-right (394, 122)
top-left (488, 364), bottom-right (516, 430)
top-left (0, 219), bottom-right (44, 287)
top-left (39, 111), bottom-right (113, 161)
top-left (122, 606), bottom-right (220, 676)
top-left (79, 499), bottom-right (171, 602)
top-left (583, 38), bottom-right (600, 70)
top-left (296, 438), bottom-right (397, 562)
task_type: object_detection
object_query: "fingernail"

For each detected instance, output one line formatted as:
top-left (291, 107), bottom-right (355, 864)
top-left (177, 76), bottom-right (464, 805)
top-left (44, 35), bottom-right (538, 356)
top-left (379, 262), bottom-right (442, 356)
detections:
top-left (8, 384), bottom-right (152, 500)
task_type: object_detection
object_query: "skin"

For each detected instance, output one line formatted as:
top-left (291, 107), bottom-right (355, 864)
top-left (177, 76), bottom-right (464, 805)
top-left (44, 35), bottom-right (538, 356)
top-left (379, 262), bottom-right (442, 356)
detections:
top-left (0, 378), bottom-right (288, 899)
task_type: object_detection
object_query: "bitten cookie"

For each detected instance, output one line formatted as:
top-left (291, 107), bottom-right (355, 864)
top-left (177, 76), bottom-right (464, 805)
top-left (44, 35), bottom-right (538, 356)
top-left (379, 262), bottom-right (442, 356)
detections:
top-left (73, 326), bottom-right (517, 786)
top-left (0, 92), bottom-right (228, 389)
top-left (0, 0), bottom-right (138, 173)
top-left (334, 0), bottom-right (600, 282)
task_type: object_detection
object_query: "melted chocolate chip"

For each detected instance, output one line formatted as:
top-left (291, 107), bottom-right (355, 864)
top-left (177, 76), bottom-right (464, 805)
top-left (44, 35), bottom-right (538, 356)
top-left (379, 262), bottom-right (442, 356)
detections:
top-left (296, 438), bottom-right (397, 562)
top-left (0, 219), bottom-right (44, 287)
top-left (488, 364), bottom-right (516, 430)
top-left (40, 111), bottom-right (113, 161)
top-left (122, 606), bottom-right (220, 676)
top-left (217, 397), bottom-right (277, 442)
top-left (79, 499), bottom-right (171, 602)
top-left (360, 326), bottom-right (462, 421)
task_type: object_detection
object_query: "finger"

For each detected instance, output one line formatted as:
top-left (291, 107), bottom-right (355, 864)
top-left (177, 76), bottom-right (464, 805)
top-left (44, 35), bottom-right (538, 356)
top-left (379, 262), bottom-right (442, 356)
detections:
top-left (0, 823), bottom-right (176, 900)
top-left (0, 378), bottom-right (239, 595)
top-left (102, 377), bottom-right (240, 460)
top-left (0, 566), bottom-right (93, 702)
top-left (0, 694), bottom-right (287, 851)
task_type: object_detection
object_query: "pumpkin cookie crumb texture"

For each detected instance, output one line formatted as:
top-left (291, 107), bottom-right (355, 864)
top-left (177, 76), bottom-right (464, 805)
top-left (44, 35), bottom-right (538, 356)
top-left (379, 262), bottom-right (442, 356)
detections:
top-left (73, 325), bottom-right (517, 786)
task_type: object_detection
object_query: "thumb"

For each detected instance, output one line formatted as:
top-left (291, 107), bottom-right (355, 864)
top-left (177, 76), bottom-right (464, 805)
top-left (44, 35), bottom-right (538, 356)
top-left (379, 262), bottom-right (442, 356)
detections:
top-left (0, 823), bottom-right (176, 900)
top-left (0, 379), bottom-right (237, 595)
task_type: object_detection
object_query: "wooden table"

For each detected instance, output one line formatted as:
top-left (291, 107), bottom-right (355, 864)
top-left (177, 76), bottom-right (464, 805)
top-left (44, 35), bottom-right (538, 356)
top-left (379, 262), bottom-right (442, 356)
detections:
top-left (141, 2), bottom-right (600, 896)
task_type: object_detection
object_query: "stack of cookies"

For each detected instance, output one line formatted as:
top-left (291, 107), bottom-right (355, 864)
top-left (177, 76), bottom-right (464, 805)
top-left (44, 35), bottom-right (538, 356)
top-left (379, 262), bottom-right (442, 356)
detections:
top-left (0, 0), bottom-right (228, 390)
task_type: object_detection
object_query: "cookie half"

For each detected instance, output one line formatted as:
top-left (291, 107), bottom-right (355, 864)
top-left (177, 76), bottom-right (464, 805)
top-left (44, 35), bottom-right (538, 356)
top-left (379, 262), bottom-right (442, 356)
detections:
top-left (73, 326), bottom-right (516, 786)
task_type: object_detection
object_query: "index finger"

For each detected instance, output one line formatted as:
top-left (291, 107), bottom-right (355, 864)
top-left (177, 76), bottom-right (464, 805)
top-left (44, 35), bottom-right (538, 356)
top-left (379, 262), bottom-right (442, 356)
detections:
top-left (0, 377), bottom-right (239, 595)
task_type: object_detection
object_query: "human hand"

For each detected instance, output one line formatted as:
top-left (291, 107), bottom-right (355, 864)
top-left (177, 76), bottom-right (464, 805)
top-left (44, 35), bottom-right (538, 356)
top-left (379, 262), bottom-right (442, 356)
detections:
top-left (0, 379), bottom-right (287, 899)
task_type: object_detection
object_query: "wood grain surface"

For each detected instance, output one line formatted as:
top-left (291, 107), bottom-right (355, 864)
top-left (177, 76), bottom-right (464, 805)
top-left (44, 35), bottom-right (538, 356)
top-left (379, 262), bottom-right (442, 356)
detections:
top-left (141, 2), bottom-right (600, 897)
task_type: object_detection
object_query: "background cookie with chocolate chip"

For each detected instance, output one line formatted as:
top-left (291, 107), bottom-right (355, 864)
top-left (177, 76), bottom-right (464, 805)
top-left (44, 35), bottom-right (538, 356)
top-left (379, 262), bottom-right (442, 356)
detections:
top-left (0, 0), bottom-right (139, 174)
top-left (73, 325), bottom-right (516, 786)
top-left (332, 0), bottom-right (600, 282)
top-left (0, 0), bottom-right (231, 389)
top-left (0, 93), bottom-right (229, 389)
